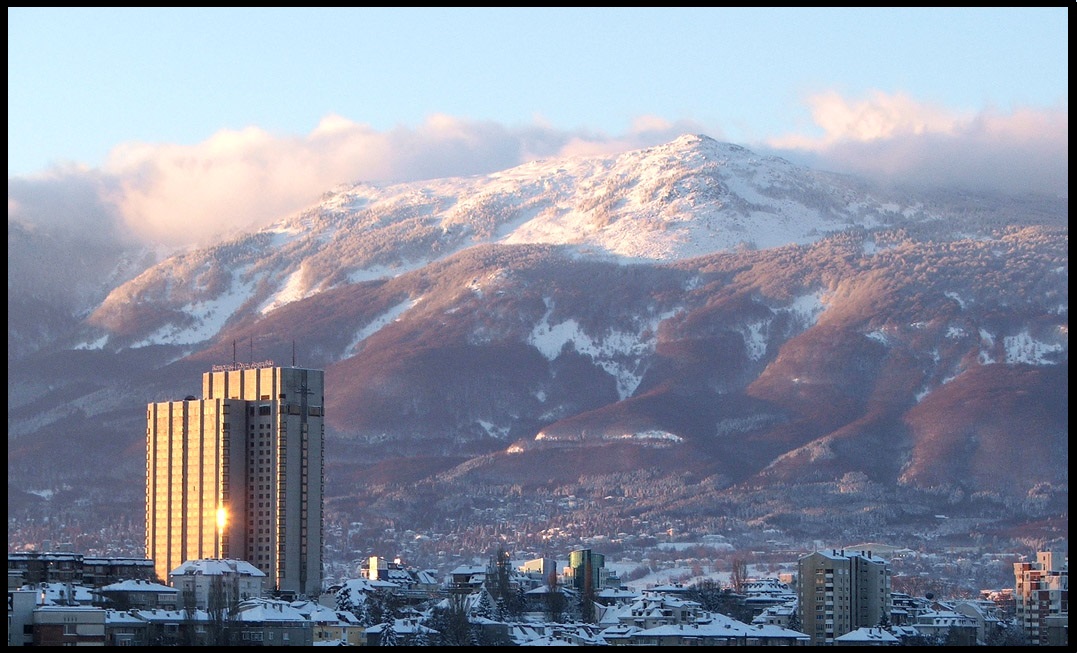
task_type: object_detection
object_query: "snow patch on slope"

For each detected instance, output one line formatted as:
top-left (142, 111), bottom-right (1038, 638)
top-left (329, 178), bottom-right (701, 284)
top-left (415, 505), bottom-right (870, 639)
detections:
top-left (132, 277), bottom-right (258, 347)
top-left (344, 298), bottom-right (422, 357)
top-left (1003, 329), bottom-right (1063, 365)
top-left (260, 265), bottom-right (312, 314)
top-left (528, 304), bottom-right (679, 400)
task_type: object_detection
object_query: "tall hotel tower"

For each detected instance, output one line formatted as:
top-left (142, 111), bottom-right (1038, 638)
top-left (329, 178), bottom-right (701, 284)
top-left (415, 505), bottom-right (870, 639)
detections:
top-left (146, 363), bottom-right (324, 597)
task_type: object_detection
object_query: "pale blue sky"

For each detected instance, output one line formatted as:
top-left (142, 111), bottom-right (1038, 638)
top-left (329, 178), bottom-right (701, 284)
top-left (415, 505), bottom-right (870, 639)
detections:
top-left (8, 7), bottom-right (1066, 175)
top-left (7, 7), bottom-right (1068, 248)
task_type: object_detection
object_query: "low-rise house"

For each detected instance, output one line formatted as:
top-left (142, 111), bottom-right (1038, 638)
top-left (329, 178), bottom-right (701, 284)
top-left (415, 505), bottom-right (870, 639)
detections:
top-left (94, 578), bottom-right (180, 610)
top-left (833, 626), bottom-right (900, 646)
top-left (604, 611), bottom-right (810, 646)
top-left (448, 564), bottom-right (487, 594)
top-left (229, 597), bottom-right (314, 646)
top-left (950, 598), bottom-right (1004, 645)
top-left (604, 594), bottom-right (704, 629)
top-left (742, 577), bottom-right (797, 617)
top-left (135, 607), bottom-right (211, 646)
top-left (292, 598), bottom-right (364, 646)
top-left (751, 599), bottom-right (798, 628)
top-left (104, 609), bottom-right (151, 646)
top-left (169, 558), bottom-right (267, 611)
top-left (595, 586), bottom-right (641, 607)
top-left (32, 581), bottom-right (95, 606)
top-left (363, 616), bottom-right (439, 646)
top-left (911, 608), bottom-right (979, 645)
top-left (360, 555), bottom-right (443, 606)
top-left (32, 604), bottom-right (106, 646)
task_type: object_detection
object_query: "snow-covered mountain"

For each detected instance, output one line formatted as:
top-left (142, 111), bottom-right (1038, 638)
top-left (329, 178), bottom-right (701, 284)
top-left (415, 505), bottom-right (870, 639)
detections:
top-left (79, 135), bottom-right (955, 352)
top-left (8, 134), bottom-right (1068, 558)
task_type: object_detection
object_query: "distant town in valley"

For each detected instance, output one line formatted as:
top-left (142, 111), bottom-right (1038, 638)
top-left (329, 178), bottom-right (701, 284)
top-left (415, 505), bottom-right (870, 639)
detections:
top-left (7, 364), bottom-right (1067, 646)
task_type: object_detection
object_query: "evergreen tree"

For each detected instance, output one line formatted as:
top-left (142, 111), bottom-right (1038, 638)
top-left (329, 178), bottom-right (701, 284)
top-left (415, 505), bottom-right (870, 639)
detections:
top-left (426, 595), bottom-right (470, 646)
top-left (877, 612), bottom-right (891, 629)
top-left (513, 586), bottom-right (527, 619)
top-left (786, 602), bottom-right (802, 633)
top-left (335, 586), bottom-right (356, 615)
top-left (365, 593), bottom-right (384, 627)
top-left (379, 611), bottom-right (398, 647)
top-left (356, 597), bottom-right (374, 627)
top-left (473, 587), bottom-right (495, 620)
top-left (411, 624), bottom-right (430, 647)
top-left (494, 594), bottom-right (508, 622)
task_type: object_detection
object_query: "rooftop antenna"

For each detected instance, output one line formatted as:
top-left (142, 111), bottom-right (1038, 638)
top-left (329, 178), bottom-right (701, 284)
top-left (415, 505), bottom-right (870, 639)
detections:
top-left (250, 335), bottom-right (254, 363)
top-left (232, 340), bottom-right (236, 367)
top-left (292, 340), bottom-right (296, 367)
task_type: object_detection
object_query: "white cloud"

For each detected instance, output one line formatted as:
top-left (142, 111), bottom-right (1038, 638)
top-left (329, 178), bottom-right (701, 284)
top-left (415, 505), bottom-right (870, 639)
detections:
top-left (768, 90), bottom-right (1067, 197)
top-left (9, 96), bottom-right (1066, 255)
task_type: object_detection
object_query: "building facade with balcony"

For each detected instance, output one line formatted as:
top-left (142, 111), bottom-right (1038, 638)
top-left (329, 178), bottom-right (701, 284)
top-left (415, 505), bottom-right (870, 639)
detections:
top-left (1014, 550), bottom-right (1068, 646)
top-left (797, 549), bottom-right (891, 645)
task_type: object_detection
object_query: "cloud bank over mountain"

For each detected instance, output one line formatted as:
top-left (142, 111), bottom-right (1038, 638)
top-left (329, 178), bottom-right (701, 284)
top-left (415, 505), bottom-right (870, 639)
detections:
top-left (8, 92), bottom-right (1067, 255)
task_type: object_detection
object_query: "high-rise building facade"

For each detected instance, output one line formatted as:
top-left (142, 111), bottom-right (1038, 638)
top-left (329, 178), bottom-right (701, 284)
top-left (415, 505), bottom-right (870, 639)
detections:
top-left (146, 364), bottom-right (324, 597)
top-left (566, 548), bottom-right (621, 591)
top-left (797, 549), bottom-right (891, 645)
top-left (1014, 550), bottom-right (1068, 646)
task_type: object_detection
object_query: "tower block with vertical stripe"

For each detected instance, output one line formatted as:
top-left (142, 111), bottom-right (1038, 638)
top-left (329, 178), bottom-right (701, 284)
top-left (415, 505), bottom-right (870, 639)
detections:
top-left (145, 363), bottom-right (324, 598)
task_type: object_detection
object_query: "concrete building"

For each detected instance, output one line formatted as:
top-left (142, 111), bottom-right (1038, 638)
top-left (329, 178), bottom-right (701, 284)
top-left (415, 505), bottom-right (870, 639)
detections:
top-left (8, 551), bottom-right (157, 588)
top-left (145, 364), bottom-right (325, 597)
top-left (566, 548), bottom-right (621, 592)
top-left (7, 589), bottom-right (37, 646)
top-left (1014, 550), bottom-right (1068, 646)
top-left (797, 549), bottom-right (891, 645)
top-left (169, 558), bottom-right (267, 611)
top-left (833, 626), bottom-right (899, 646)
top-left (7, 551), bottom-right (82, 586)
top-left (94, 578), bottom-right (181, 611)
top-left (32, 604), bottom-right (107, 646)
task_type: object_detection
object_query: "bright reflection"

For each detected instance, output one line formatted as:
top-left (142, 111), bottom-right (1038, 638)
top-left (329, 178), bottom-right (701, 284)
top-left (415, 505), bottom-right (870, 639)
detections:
top-left (217, 506), bottom-right (228, 531)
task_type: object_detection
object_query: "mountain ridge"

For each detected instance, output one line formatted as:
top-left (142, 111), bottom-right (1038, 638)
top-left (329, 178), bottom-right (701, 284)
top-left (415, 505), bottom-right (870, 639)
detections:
top-left (77, 134), bottom-right (985, 353)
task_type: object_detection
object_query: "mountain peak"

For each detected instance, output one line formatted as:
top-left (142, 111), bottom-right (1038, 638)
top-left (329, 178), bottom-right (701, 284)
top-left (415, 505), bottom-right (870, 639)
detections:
top-left (79, 134), bottom-right (1049, 351)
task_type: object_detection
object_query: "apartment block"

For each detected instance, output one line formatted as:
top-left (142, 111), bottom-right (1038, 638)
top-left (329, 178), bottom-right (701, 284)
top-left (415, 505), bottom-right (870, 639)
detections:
top-left (797, 548), bottom-right (891, 645)
top-left (1014, 550), bottom-right (1068, 646)
top-left (145, 364), bottom-right (324, 597)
